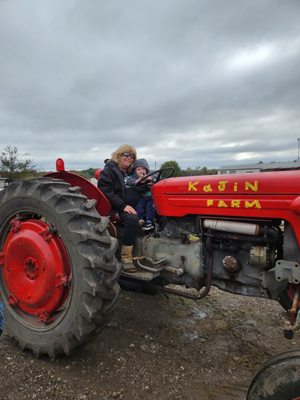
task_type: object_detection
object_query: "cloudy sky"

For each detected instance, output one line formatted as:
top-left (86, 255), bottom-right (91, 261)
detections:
top-left (0, 0), bottom-right (299, 171)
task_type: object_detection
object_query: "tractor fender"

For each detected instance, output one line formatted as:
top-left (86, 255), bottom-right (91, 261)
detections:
top-left (45, 158), bottom-right (111, 216)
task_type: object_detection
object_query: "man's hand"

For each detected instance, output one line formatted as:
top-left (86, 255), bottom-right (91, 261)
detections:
top-left (123, 205), bottom-right (137, 214)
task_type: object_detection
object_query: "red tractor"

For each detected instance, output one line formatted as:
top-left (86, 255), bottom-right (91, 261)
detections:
top-left (0, 159), bottom-right (299, 396)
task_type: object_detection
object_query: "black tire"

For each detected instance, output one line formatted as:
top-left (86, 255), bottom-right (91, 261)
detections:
top-left (247, 350), bottom-right (300, 400)
top-left (0, 178), bottom-right (121, 358)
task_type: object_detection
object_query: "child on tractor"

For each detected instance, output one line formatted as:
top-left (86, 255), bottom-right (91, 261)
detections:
top-left (126, 158), bottom-right (155, 231)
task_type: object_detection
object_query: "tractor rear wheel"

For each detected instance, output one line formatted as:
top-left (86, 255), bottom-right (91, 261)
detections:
top-left (0, 178), bottom-right (121, 358)
top-left (247, 350), bottom-right (300, 400)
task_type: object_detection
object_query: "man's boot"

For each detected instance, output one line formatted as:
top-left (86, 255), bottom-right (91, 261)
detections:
top-left (121, 245), bottom-right (137, 273)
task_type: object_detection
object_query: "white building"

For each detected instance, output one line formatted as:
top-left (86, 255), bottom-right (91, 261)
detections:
top-left (218, 161), bottom-right (300, 175)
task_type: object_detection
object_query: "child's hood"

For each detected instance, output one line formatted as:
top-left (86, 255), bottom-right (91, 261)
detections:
top-left (133, 158), bottom-right (150, 173)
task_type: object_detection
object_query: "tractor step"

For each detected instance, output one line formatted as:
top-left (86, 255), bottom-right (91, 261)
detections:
top-left (121, 270), bottom-right (160, 281)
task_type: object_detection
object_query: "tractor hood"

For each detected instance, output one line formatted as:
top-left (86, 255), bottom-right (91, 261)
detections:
top-left (153, 170), bottom-right (300, 197)
top-left (152, 170), bottom-right (300, 242)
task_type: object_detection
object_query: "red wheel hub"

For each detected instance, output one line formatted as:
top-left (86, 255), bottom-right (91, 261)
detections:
top-left (2, 219), bottom-right (71, 321)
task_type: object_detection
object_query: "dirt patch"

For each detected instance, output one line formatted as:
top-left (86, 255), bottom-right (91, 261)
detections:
top-left (0, 287), bottom-right (299, 400)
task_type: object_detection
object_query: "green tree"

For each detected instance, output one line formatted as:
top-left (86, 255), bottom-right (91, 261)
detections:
top-left (0, 145), bottom-right (36, 180)
top-left (181, 166), bottom-right (218, 176)
top-left (74, 168), bottom-right (97, 179)
top-left (160, 160), bottom-right (182, 177)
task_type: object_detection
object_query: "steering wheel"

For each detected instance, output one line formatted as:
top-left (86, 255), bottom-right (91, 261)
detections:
top-left (137, 167), bottom-right (175, 184)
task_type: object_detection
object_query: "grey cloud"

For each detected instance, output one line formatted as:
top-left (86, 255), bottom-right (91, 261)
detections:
top-left (0, 0), bottom-right (299, 170)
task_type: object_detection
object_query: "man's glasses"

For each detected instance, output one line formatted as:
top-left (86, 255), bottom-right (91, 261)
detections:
top-left (121, 152), bottom-right (134, 159)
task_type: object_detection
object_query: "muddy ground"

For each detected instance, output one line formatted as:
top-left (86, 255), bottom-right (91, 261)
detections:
top-left (0, 286), bottom-right (299, 400)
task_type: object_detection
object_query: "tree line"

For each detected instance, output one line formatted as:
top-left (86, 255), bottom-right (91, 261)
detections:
top-left (77, 162), bottom-right (217, 179)
top-left (0, 146), bottom-right (217, 181)
top-left (160, 160), bottom-right (217, 177)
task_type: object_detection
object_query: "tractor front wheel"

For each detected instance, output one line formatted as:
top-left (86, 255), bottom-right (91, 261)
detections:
top-left (0, 178), bottom-right (121, 358)
top-left (247, 350), bottom-right (300, 400)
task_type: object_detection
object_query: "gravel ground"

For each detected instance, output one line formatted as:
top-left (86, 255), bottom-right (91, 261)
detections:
top-left (1, 287), bottom-right (299, 400)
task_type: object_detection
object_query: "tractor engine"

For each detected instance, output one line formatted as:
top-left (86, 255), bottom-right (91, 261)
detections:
top-left (138, 215), bottom-right (286, 300)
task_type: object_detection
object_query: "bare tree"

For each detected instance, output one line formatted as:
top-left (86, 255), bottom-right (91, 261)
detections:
top-left (0, 145), bottom-right (36, 180)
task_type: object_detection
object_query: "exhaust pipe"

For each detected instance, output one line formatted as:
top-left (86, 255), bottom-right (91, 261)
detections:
top-left (203, 219), bottom-right (259, 236)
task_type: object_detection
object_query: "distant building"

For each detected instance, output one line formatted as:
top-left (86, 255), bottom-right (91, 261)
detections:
top-left (218, 161), bottom-right (300, 175)
top-left (0, 178), bottom-right (9, 190)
